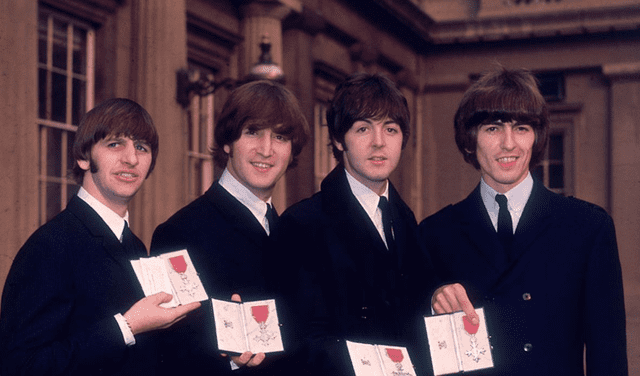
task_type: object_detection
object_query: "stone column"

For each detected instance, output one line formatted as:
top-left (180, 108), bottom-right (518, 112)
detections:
top-left (239, 0), bottom-right (299, 212)
top-left (0, 0), bottom-right (39, 303)
top-left (282, 7), bottom-right (325, 205)
top-left (123, 0), bottom-right (188, 247)
top-left (603, 62), bottom-right (640, 374)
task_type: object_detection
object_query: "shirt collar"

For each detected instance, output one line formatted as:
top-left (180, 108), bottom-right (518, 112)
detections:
top-left (218, 168), bottom-right (272, 224)
top-left (480, 172), bottom-right (533, 215)
top-left (344, 168), bottom-right (389, 220)
top-left (77, 187), bottom-right (129, 241)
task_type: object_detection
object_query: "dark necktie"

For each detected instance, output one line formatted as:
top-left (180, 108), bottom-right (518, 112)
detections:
top-left (495, 194), bottom-right (513, 251)
top-left (378, 196), bottom-right (396, 253)
top-left (265, 203), bottom-right (278, 235)
top-left (121, 220), bottom-right (139, 257)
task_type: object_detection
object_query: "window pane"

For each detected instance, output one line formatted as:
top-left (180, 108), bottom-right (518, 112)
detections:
top-left (548, 134), bottom-right (563, 161)
top-left (38, 68), bottom-right (48, 119)
top-left (45, 127), bottom-right (62, 177)
top-left (38, 14), bottom-right (48, 65)
top-left (51, 72), bottom-right (67, 122)
top-left (72, 77), bottom-right (85, 124)
top-left (72, 27), bottom-right (87, 75)
top-left (52, 18), bottom-right (68, 70)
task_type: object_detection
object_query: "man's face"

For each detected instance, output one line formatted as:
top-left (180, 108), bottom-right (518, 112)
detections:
top-left (224, 125), bottom-right (292, 201)
top-left (336, 117), bottom-right (403, 195)
top-left (77, 135), bottom-right (152, 214)
top-left (475, 120), bottom-right (535, 193)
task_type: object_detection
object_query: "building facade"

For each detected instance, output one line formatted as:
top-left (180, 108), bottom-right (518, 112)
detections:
top-left (1, 0), bottom-right (638, 372)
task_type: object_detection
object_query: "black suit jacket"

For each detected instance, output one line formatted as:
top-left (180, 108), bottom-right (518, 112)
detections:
top-left (277, 166), bottom-right (434, 376)
top-left (150, 182), bottom-right (292, 375)
top-left (418, 179), bottom-right (628, 376)
top-left (0, 195), bottom-right (155, 376)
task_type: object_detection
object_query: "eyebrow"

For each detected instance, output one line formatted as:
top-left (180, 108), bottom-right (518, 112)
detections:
top-left (102, 135), bottom-right (124, 142)
top-left (483, 120), bottom-right (527, 126)
top-left (103, 135), bottom-right (151, 146)
top-left (357, 118), bottom-right (398, 125)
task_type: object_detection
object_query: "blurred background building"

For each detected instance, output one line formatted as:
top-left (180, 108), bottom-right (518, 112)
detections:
top-left (1, 0), bottom-right (638, 371)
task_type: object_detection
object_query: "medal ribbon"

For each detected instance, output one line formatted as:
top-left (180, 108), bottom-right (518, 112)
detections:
top-left (385, 348), bottom-right (404, 363)
top-left (169, 255), bottom-right (188, 274)
top-left (463, 315), bottom-right (479, 334)
top-left (251, 305), bottom-right (269, 324)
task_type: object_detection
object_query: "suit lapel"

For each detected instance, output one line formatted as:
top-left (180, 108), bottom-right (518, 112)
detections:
top-left (321, 168), bottom-right (388, 259)
top-left (513, 180), bottom-right (555, 252)
top-left (456, 185), bottom-right (509, 274)
top-left (67, 196), bottom-right (134, 267)
top-left (67, 196), bottom-right (146, 299)
top-left (490, 180), bottom-right (556, 291)
top-left (206, 183), bottom-right (269, 247)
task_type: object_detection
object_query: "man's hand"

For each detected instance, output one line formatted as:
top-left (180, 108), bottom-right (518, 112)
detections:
top-left (432, 283), bottom-right (478, 325)
top-left (124, 292), bottom-right (200, 335)
top-left (226, 351), bottom-right (266, 368)
top-left (221, 293), bottom-right (266, 368)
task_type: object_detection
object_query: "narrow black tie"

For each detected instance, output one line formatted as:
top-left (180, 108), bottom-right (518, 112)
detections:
top-left (378, 196), bottom-right (396, 253)
top-left (121, 221), bottom-right (138, 257)
top-left (495, 194), bottom-right (513, 251)
top-left (265, 203), bottom-right (278, 235)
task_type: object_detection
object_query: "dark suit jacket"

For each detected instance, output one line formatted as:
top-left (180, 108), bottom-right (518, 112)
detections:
top-left (0, 195), bottom-right (155, 376)
top-left (150, 182), bottom-right (292, 375)
top-left (418, 179), bottom-right (628, 376)
top-left (277, 166), bottom-right (434, 376)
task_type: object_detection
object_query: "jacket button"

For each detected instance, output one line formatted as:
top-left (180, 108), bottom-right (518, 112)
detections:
top-left (524, 343), bottom-right (533, 352)
top-left (522, 293), bottom-right (532, 301)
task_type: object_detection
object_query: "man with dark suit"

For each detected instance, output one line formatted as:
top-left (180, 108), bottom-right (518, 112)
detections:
top-left (419, 67), bottom-right (627, 375)
top-left (277, 73), bottom-right (433, 376)
top-left (0, 98), bottom-right (200, 376)
top-left (150, 80), bottom-right (309, 375)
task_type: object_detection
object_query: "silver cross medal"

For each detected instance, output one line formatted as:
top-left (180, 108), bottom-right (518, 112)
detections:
top-left (463, 315), bottom-right (486, 363)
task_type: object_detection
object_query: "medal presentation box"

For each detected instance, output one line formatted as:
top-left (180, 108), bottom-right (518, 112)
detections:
top-left (424, 308), bottom-right (493, 375)
top-left (212, 298), bottom-right (284, 354)
top-left (346, 341), bottom-right (417, 376)
top-left (130, 249), bottom-right (208, 307)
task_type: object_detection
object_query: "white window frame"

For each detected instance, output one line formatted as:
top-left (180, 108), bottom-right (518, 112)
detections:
top-left (37, 8), bottom-right (94, 224)
top-left (186, 71), bottom-right (215, 201)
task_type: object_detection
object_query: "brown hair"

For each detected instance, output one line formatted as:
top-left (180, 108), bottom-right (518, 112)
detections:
top-left (213, 80), bottom-right (309, 169)
top-left (326, 73), bottom-right (410, 164)
top-left (454, 66), bottom-right (549, 169)
top-left (71, 98), bottom-right (159, 184)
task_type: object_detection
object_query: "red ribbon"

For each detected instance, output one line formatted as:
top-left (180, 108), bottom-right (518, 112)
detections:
top-left (463, 315), bottom-right (479, 335)
top-left (251, 305), bottom-right (269, 324)
top-left (169, 255), bottom-right (187, 274)
top-left (385, 348), bottom-right (404, 363)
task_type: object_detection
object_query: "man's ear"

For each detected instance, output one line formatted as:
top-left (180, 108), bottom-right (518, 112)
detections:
top-left (77, 159), bottom-right (90, 171)
top-left (223, 144), bottom-right (231, 154)
top-left (333, 140), bottom-right (345, 152)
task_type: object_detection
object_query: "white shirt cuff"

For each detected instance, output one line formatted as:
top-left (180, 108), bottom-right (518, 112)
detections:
top-left (114, 313), bottom-right (136, 346)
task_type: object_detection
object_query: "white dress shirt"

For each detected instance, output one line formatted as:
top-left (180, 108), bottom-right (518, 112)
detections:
top-left (480, 172), bottom-right (533, 233)
top-left (344, 169), bottom-right (392, 249)
top-left (218, 168), bottom-right (274, 235)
